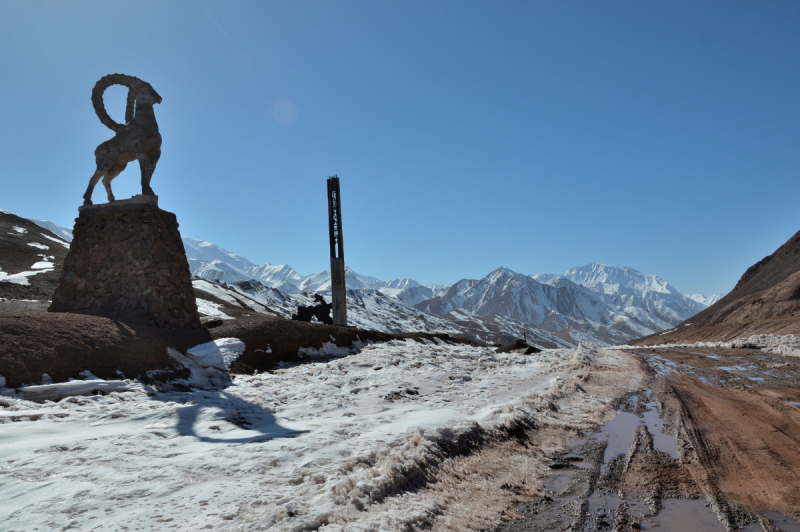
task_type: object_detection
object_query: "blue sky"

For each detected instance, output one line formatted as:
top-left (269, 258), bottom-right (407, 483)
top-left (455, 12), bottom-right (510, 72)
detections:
top-left (1, 1), bottom-right (799, 295)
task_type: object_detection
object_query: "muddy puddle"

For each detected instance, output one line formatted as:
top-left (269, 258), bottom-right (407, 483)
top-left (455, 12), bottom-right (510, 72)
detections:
top-left (570, 391), bottom-right (679, 463)
top-left (762, 512), bottom-right (800, 532)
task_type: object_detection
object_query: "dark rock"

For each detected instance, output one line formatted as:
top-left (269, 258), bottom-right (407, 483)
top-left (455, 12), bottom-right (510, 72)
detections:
top-left (496, 338), bottom-right (542, 354)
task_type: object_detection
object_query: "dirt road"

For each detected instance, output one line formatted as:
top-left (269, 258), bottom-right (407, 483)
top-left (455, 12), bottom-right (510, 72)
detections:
top-left (490, 347), bottom-right (800, 532)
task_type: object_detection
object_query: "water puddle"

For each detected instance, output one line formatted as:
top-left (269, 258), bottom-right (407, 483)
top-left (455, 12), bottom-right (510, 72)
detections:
top-left (581, 391), bottom-right (679, 462)
top-left (639, 349), bottom-right (800, 389)
top-left (544, 459), bottom-right (592, 493)
top-left (544, 468), bottom-right (577, 493)
top-left (586, 490), bottom-right (624, 514)
top-left (648, 498), bottom-right (725, 531)
top-left (786, 401), bottom-right (800, 408)
top-left (764, 511), bottom-right (800, 532)
top-left (588, 495), bottom-right (724, 531)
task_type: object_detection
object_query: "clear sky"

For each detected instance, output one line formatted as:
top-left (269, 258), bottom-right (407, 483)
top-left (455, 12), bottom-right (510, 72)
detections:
top-left (2, 1), bottom-right (799, 295)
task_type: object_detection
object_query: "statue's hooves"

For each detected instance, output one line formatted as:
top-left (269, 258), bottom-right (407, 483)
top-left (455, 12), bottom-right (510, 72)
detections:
top-left (83, 200), bottom-right (93, 206)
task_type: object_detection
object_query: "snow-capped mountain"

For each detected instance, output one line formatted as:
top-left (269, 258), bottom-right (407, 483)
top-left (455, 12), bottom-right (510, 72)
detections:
top-left (685, 292), bottom-right (725, 308)
top-left (386, 284), bottom-right (447, 306)
top-left (298, 268), bottom-right (389, 292)
top-left (182, 238), bottom-right (257, 273)
top-left (535, 263), bottom-right (703, 329)
top-left (417, 264), bottom-right (707, 345)
top-left (191, 277), bottom-right (572, 347)
top-left (183, 239), bottom-right (432, 299)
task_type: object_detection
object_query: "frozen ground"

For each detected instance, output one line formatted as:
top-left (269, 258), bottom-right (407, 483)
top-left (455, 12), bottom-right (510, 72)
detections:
top-left (0, 338), bottom-right (608, 532)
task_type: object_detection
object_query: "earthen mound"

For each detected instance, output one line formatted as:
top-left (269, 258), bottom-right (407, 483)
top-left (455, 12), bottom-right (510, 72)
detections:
top-left (0, 311), bottom-right (211, 388)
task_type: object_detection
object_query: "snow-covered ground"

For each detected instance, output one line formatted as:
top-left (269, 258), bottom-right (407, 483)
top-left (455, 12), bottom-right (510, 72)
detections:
top-left (0, 339), bottom-right (592, 531)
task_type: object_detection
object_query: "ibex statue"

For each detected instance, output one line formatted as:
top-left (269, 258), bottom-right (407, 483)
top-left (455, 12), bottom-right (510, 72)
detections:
top-left (83, 74), bottom-right (162, 206)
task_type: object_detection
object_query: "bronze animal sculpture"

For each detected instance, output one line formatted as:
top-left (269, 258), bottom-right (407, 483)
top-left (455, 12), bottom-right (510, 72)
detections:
top-left (83, 74), bottom-right (162, 206)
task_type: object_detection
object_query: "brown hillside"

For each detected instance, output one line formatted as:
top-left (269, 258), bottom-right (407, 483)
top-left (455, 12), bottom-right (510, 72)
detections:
top-left (632, 229), bottom-right (800, 345)
top-left (0, 210), bottom-right (70, 300)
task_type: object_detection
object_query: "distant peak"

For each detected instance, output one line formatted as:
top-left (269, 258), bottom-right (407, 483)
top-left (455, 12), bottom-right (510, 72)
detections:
top-left (490, 266), bottom-right (517, 276)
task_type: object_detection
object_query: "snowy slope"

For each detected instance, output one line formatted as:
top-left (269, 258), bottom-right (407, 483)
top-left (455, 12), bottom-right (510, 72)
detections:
top-left (194, 279), bottom-right (468, 338)
top-left (1, 211), bottom-right (69, 300)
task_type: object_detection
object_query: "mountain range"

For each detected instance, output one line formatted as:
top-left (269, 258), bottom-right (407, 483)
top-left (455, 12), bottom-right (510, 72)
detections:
top-left (11, 217), bottom-right (725, 347)
top-left (167, 237), bottom-right (726, 346)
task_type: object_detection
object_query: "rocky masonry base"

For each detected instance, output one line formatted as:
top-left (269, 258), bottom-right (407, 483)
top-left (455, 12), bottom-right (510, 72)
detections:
top-left (49, 197), bottom-right (201, 328)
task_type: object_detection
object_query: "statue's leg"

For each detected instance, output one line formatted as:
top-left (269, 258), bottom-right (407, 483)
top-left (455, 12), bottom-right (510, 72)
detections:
top-left (102, 161), bottom-right (127, 202)
top-left (83, 169), bottom-right (105, 206)
top-left (138, 148), bottom-right (160, 196)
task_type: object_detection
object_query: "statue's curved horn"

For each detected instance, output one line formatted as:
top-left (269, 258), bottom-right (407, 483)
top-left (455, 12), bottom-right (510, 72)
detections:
top-left (91, 74), bottom-right (144, 132)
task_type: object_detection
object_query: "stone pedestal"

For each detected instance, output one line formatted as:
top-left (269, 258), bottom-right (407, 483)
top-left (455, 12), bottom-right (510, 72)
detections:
top-left (49, 196), bottom-right (201, 328)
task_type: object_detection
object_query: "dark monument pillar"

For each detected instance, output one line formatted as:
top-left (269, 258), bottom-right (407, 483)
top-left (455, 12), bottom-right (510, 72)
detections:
top-left (327, 176), bottom-right (347, 326)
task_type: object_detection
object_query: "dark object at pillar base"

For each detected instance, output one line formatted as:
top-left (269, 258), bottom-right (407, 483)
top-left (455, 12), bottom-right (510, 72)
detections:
top-left (292, 294), bottom-right (333, 325)
top-left (49, 200), bottom-right (201, 328)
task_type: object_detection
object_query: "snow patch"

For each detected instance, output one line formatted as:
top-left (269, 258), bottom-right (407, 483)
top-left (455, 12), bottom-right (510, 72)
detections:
top-left (186, 338), bottom-right (246, 370)
top-left (195, 298), bottom-right (234, 319)
top-left (164, 338), bottom-right (246, 389)
top-left (0, 267), bottom-right (52, 285)
top-left (26, 242), bottom-right (49, 250)
top-left (616, 333), bottom-right (800, 359)
top-left (298, 338), bottom-right (368, 359)
top-left (1, 374), bottom-right (135, 401)
top-left (40, 233), bottom-right (71, 248)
